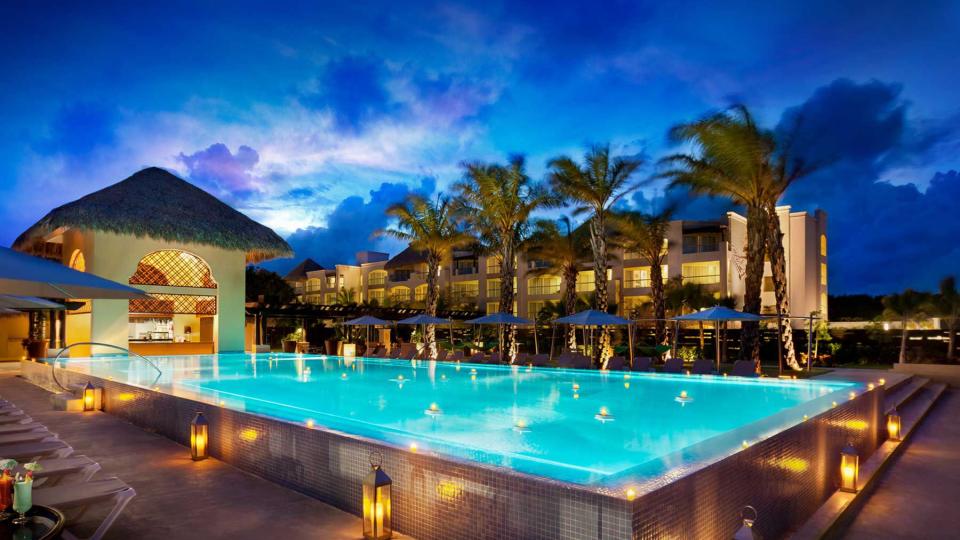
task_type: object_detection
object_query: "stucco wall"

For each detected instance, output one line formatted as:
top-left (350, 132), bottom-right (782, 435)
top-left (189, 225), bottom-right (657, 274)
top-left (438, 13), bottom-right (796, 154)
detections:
top-left (68, 230), bottom-right (247, 353)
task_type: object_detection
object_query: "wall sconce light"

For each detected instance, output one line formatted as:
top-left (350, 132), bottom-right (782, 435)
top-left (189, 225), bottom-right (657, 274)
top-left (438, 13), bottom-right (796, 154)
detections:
top-left (840, 442), bottom-right (859, 493)
top-left (887, 410), bottom-right (902, 442)
top-left (733, 505), bottom-right (760, 540)
top-left (191, 412), bottom-right (209, 461)
top-left (363, 451), bottom-right (392, 540)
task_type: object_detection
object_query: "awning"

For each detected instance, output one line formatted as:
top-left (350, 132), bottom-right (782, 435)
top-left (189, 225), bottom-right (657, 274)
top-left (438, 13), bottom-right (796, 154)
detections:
top-left (342, 315), bottom-right (393, 326)
top-left (0, 247), bottom-right (147, 299)
top-left (553, 309), bottom-right (631, 326)
top-left (466, 313), bottom-right (533, 325)
top-left (671, 306), bottom-right (766, 322)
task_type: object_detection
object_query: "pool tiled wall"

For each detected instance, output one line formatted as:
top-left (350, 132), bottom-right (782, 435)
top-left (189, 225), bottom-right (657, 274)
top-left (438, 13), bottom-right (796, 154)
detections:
top-left (23, 360), bottom-right (880, 539)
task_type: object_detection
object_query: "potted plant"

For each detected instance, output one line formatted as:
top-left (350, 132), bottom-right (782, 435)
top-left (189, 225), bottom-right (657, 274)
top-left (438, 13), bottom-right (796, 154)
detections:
top-left (282, 328), bottom-right (303, 353)
top-left (22, 312), bottom-right (48, 359)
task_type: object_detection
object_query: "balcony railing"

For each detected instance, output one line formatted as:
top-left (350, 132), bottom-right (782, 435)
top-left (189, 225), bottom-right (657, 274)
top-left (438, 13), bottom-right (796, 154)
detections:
top-left (389, 271), bottom-right (427, 282)
top-left (453, 266), bottom-right (478, 276)
top-left (527, 260), bottom-right (551, 271)
top-left (528, 284), bottom-right (561, 295)
top-left (682, 274), bottom-right (721, 285)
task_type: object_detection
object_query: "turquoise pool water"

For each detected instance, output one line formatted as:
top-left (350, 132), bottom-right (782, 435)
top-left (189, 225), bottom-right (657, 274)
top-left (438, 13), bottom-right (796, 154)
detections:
top-left (56, 353), bottom-right (858, 487)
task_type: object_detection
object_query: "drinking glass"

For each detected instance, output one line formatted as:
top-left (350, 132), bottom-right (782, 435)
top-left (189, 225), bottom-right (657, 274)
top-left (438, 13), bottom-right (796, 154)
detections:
top-left (11, 481), bottom-right (31, 525)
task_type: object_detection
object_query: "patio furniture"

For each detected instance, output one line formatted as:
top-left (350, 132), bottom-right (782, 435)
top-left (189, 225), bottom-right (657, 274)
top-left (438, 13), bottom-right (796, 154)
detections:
top-left (447, 350), bottom-right (464, 362)
top-left (0, 439), bottom-right (73, 461)
top-left (466, 353), bottom-right (485, 363)
top-left (557, 352), bottom-right (591, 369)
top-left (731, 360), bottom-right (759, 378)
top-left (32, 455), bottom-right (101, 487)
top-left (662, 357), bottom-right (683, 374)
top-left (466, 313), bottom-right (538, 363)
top-left (691, 358), bottom-right (716, 375)
top-left (0, 428), bottom-right (57, 445)
top-left (0, 413), bottom-right (32, 425)
top-left (34, 477), bottom-right (136, 540)
top-left (605, 356), bottom-right (626, 371)
top-left (435, 349), bottom-right (449, 361)
top-left (672, 307), bottom-right (767, 373)
top-left (0, 421), bottom-right (48, 435)
top-left (530, 353), bottom-right (551, 366)
top-left (634, 357), bottom-right (653, 372)
top-left (550, 309), bottom-right (634, 368)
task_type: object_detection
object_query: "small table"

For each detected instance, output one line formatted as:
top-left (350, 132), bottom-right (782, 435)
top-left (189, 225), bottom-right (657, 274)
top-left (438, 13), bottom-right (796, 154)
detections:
top-left (0, 505), bottom-right (65, 540)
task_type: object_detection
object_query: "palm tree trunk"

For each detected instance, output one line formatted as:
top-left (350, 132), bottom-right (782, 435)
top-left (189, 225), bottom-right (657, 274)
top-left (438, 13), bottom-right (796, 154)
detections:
top-left (741, 205), bottom-right (766, 369)
top-left (899, 318), bottom-right (908, 363)
top-left (563, 264), bottom-right (578, 351)
top-left (589, 215), bottom-right (610, 367)
top-left (764, 206), bottom-right (801, 370)
top-left (500, 244), bottom-right (518, 362)
top-left (425, 253), bottom-right (441, 359)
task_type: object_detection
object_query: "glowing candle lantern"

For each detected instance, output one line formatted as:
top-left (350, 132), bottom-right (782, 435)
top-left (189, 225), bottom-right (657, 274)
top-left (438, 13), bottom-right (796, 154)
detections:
top-left (675, 390), bottom-right (694, 405)
top-left (732, 506), bottom-right (760, 540)
top-left (840, 442), bottom-right (859, 493)
top-left (887, 410), bottom-right (902, 442)
top-left (425, 403), bottom-right (442, 416)
top-left (343, 343), bottom-right (356, 357)
top-left (82, 382), bottom-right (96, 412)
top-left (191, 412), bottom-right (209, 461)
top-left (595, 406), bottom-right (614, 422)
top-left (363, 452), bottom-right (392, 540)
top-left (878, 378), bottom-right (886, 386)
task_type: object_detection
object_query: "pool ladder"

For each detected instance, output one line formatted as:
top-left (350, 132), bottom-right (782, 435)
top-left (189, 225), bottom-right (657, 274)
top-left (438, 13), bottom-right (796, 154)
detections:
top-left (48, 342), bottom-right (163, 392)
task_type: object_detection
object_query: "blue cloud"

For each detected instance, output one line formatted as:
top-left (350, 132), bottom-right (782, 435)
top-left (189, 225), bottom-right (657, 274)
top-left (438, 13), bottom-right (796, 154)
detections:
top-left (178, 143), bottom-right (262, 198)
top-left (302, 55), bottom-right (392, 131)
top-left (264, 177), bottom-right (437, 273)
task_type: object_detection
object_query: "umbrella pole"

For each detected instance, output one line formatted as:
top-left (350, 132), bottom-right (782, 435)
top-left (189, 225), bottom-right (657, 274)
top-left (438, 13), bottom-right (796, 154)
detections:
top-left (776, 314), bottom-right (783, 376)
top-left (807, 316), bottom-right (814, 372)
top-left (549, 325), bottom-right (557, 363)
top-left (628, 322), bottom-right (634, 370)
top-left (533, 323), bottom-right (539, 355)
top-left (715, 320), bottom-right (721, 373)
top-left (672, 320), bottom-right (679, 359)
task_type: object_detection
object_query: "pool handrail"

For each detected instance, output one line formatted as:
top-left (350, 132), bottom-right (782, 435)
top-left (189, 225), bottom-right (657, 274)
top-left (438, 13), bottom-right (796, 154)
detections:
top-left (48, 342), bottom-right (163, 391)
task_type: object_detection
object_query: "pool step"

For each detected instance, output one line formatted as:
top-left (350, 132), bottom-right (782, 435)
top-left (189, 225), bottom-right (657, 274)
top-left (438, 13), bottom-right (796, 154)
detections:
top-left (883, 376), bottom-right (929, 414)
top-left (789, 379), bottom-right (947, 539)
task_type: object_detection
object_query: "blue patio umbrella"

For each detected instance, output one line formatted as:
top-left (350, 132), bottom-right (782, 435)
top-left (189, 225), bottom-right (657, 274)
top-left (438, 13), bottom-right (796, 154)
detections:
top-left (551, 309), bottom-right (633, 368)
top-left (466, 313), bottom-right (536, 361)
top-left (342, 315), bottom-right (393, 346)
top-left (0, 295), bottom-right (66, 310)
top-left (672, 306), bottom-right (768, 371)
top-left (0, 247), bottom-right (146, 299)
top-left (397, 314), bottom-right (454, 357)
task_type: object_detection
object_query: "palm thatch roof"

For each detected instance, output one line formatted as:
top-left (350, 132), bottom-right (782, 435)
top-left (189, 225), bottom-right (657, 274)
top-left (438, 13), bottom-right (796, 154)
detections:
top-left (283, 258), bottom-right (323, 280)
top-left (14, 167), bottom-right (292, 263)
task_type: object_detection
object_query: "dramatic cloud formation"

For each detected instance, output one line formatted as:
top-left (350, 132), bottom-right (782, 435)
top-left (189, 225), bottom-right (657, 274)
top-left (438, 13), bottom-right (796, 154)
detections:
top-left (1, 1), bottom-right (958, 294)
top-left (265, 177), bottom-right (437, 273)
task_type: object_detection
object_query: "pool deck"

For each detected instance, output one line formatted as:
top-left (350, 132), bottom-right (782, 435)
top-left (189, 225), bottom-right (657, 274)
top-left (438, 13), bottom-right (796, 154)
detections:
top-left (0, 367), bottom-right (397, 540)
top-left (841, 388), bottom-right (960, 539)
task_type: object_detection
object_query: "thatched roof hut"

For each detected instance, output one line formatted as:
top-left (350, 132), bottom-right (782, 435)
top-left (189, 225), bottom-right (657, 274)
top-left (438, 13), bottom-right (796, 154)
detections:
top-left (14, 167), bottom-right (292, 263)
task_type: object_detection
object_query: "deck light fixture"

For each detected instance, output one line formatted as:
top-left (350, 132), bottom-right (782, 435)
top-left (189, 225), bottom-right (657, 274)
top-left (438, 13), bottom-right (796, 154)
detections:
top-left (887, 410), bottom-right (902, 442)
top-left (363, 452), bottom-right (392, 540)
top-left (732, 506), bottom-right (760, 540)
top-left (82, 382), bottom-right (96, 412)
top-left (840, 442), bottom-right (859, 493)
top-left (191, 412), bottom-right (209, 461)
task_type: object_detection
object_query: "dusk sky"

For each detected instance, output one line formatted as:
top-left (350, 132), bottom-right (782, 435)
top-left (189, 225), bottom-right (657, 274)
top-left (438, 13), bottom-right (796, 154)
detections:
top-left (1, 1), bottom-right (957, 294)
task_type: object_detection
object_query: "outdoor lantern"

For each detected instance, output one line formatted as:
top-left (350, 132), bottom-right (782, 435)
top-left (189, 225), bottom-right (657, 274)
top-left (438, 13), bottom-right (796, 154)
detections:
top-left (363, 452), bottom-right (392, 540)
top-left (732, 506), bottom-right (760, 540)
top-left (191, 412), bottom-right (209, 461)
top-left (82, 382), bottom-right (96, 412)
top-left (840, 442), bottom-right (859, 493)
top-left (887, 410), bottom-right (902, 442)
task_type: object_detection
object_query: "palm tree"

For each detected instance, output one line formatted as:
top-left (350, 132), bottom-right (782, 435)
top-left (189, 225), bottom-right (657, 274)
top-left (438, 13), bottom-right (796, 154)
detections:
top-left (527, 217), bottom-right (589, 350)
top-left (454, 155), bottom-right (556, 362)
top-left (548, 144), bottom-right (643, 367)
top-left (611, 208), bottom-right (673, 345)
top-left (379, 194), bottom-right (471, 359)
top-left (664, 277), bottom-right (722, 351)
top-left (335, 287), bottom-right (356, 306)
top-left (882, 289), bottom-right (932, 364)
top-left (660, 105), bottom-right (776, 369)
top-left (933, 276), bottom-right (960, 361)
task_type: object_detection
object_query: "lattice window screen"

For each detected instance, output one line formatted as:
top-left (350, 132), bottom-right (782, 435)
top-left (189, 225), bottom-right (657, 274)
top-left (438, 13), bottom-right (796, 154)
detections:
top-left (129, 294), bottom-right (217, 315)
top-left (129, 250), bottom-right (217, 288)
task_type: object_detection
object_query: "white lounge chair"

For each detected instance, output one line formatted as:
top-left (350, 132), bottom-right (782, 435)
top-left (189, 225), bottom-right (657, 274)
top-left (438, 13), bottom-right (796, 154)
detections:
top-left (0, 428), bottom-right (56, 445)
top-left (0, 421), bottom-right (47, 435)
top-left (34, 477), bottom-right (136, 540)
top-left (33, 455), bottom-right (101, 487)
top-left (0, 413), bottom-right (33, 426)
top-left (0, 439), bottom-right (73, 461)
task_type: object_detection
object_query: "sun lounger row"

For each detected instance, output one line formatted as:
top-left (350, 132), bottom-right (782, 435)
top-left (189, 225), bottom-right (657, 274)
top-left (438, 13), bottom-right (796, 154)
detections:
top-left (0, 397), bottom-right (135, 540)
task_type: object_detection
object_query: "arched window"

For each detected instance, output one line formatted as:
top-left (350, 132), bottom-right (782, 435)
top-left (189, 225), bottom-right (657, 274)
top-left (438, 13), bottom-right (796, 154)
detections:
top-left (68, 249), bottom-right (86, 272)
top-left (129, 250), bottom-right (217, 288)
top-left (389, 286), bottom-right (410, 302)
top-left (414, 284), bottom-right (428, 302)
top-left (368, 270), bottom-right (387, 286)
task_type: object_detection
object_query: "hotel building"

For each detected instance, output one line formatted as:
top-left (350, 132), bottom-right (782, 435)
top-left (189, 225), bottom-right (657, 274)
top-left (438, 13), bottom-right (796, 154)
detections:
top-left (286, 206), bottom-right (828, 326)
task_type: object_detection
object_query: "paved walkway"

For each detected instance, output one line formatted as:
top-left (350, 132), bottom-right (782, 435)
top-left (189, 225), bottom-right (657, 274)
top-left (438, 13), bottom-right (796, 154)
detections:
top-left (0, 370), bottom-right (370, 539)
top-left (842, 389), bottom-right (960, 540)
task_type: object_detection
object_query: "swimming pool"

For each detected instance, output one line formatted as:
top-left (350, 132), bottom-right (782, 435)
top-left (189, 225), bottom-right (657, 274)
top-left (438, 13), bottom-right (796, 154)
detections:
top-left (53, 352), bottom-right (859, 488)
